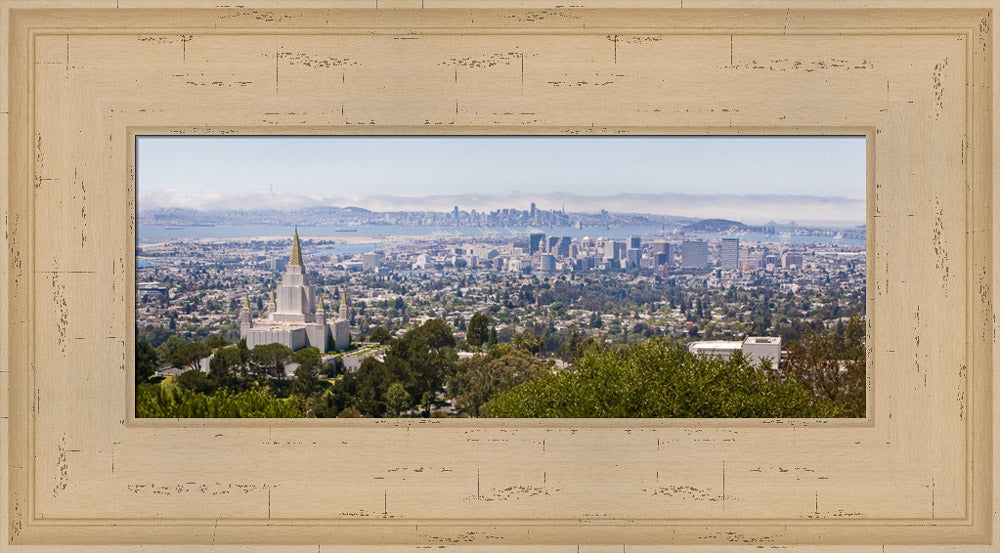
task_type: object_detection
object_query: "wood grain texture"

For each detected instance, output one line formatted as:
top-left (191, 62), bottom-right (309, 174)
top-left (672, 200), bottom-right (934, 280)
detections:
top-left (1, 2), bottom-right (997, 550)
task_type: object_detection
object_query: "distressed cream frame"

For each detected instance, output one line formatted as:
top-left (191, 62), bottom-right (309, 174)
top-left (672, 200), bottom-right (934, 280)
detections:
top-left (2, 2), bottom-right (999, 550)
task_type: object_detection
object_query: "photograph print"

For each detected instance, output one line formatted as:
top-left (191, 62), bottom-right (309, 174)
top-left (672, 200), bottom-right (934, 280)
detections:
top-left (134, 135), bottom-right (867, 418)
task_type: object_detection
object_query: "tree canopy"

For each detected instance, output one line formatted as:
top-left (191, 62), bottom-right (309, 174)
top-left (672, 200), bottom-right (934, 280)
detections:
top-left (783, 315), bottom-right (866, 417)
top-left (483, 338), bottom-right (842, 418)
top-left (135, 340), bottom-right (158, 384)
top-left (466, 312), bottom-right (491, 348)
top-left (370, 326), bottom-right (392, 345)
top-left (448, 345), bottom-right (546, 416)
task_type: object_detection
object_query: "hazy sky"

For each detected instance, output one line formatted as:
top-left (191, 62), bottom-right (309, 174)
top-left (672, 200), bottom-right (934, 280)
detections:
top-left (136, 136), bottom-right (866, 201)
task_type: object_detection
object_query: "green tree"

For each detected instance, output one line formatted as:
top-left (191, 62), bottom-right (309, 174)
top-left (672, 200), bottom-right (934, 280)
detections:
top-left (589, 312), bottom-right (603, 328)
top-left (337, 406), bottom-right (363, 418)
top-left (170, 341), bottom-right (212, 371)
top-left (324, 356), bottom-right (345, 377)
top-left (375, 319), bottom-right (457, 414)
top-left (176, 367), bottom-right (215, 394)
top-left (384, 381), bottom-right (412, 417)
top-left (512, 332), bottom-right (543, 356)
top-left (370, 326), bottom-right (392, 345)
top-left (205, 334), bottom-right (227, 349)
top-left (250, 343), bottom-right (294, 378)
top-left (466, 312), bottom-right (490, 348)
top-left (783, 314), bottom-right (866, 417)
top-left (292, 362), bottom-right (321, 397)
top-left (411, 318), bottom-right (456, 349)
top-left (136, 382), bottom-right (304, 418)
top-left (291, 346), bottom-right (321, 371)
top-left (135, 340), bottom-right (158, 384)
top-left (448, 345), bottom-right (546, 416)
top-left (349, 357), bottom-right (398, 416)
top-left (208, 345), bottom-right (243, 387)
top-left (157, 335), bottom-right (189, 366)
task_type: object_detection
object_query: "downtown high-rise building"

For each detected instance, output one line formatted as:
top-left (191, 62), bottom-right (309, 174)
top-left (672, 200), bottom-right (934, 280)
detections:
top-left (653, 241), bottom-right (673, 267)
top-left (553, 236), bottom-right (571, 257)
top-left (720, 238), bottom-right (740, 270)
top-left (626, 248), bottom-right (641, 269)
top-left (529, 233), bottom-right (545, 255)
top-left (538, 254), bottom-right (556, 273)
top-left (682, 240), bottom-right (709, 269)
top-left (604, 241), bottom-right (626, 261)
top-left (783, 252), bottom-right (804, 269)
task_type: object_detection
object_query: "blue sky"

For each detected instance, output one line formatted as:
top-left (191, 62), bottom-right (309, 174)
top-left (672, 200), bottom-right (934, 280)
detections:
top-left (137, 135), bottom-right (865, 199)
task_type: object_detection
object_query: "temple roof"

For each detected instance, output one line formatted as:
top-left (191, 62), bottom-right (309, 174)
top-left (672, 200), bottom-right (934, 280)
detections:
top-left (288, 228), bottom-right (304, 266)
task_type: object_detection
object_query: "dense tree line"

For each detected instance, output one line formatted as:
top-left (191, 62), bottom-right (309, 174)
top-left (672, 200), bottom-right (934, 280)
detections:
top-left (483, 340), bottom-right (838, 417)
top-left (136, 312), bottom-right (865, 418)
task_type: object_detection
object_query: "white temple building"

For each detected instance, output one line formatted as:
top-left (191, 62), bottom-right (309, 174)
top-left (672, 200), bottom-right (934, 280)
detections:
top-left (240, 229), bottom-right (350, 353)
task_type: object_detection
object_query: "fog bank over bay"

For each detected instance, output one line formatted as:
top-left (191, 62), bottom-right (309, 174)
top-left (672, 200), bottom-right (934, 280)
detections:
top-left (138, 190), bottom-right (864, 227)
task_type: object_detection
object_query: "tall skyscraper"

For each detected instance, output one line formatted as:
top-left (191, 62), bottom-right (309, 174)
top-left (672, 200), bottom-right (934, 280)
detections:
top-left (653, 241), bottom-right (674, 267)
top-left (720, 238), bottom-right (740, 270)
top-left (556, 236), bottom-right (571, 257)
top-left (629, 236), bottom-right (641, 250)
top-left (682, 240), bottom-right (709, 269)
top-left (604, 241), bottom-right (626, 261)
top-left (538, 254), bottom-right (556, 273)
top-left (626, 248), bottom-right (641, 269)
top-left (529, 233), bottom-right (545, 255)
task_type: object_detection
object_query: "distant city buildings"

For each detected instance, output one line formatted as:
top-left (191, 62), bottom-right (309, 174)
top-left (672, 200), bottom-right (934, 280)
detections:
top-left (136, 282), bottom-right (168, 301)
top-left (137, 206), bottom-right (865, 373)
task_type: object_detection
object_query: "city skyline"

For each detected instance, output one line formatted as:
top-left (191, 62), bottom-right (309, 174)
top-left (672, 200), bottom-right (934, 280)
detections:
top-left (136, 136), bottom-right (866, 224)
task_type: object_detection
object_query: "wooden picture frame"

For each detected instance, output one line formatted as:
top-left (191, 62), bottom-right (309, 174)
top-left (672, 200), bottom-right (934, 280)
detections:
top-left (2, 2), bottom-right (998, 550)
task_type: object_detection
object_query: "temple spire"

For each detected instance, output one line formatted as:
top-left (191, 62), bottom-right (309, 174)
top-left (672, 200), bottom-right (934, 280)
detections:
top-left (289, 228), bottom-right (304, 266)
top-left (243, 291), bottom-right (251, 309)
top-left (339, 289), bottom-right (349, 321)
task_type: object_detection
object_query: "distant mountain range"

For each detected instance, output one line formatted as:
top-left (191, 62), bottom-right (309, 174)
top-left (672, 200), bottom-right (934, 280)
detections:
top-left (137, 190), bottom-right (865, 227)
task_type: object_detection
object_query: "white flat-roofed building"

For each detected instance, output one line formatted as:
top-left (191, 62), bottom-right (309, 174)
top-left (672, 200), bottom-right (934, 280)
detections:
top-left (741, 336), bottom-right (782, 370)
top-left (687, 340), bottom-right (743, 360)
top-left (688, 336), bottom-right (782, 370)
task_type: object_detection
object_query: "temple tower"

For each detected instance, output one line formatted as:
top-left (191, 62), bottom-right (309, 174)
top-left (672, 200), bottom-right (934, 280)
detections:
top-left (272, 228), bottom-right (316, 322)
top-left (239, 291), bottom-right (253, 335)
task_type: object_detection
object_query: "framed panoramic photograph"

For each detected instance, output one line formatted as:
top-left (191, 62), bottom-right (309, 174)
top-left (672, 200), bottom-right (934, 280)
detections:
top-left (134, 134), bottom-right (867, 420)
top-left (3, 2), bottom-right (999, 551)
